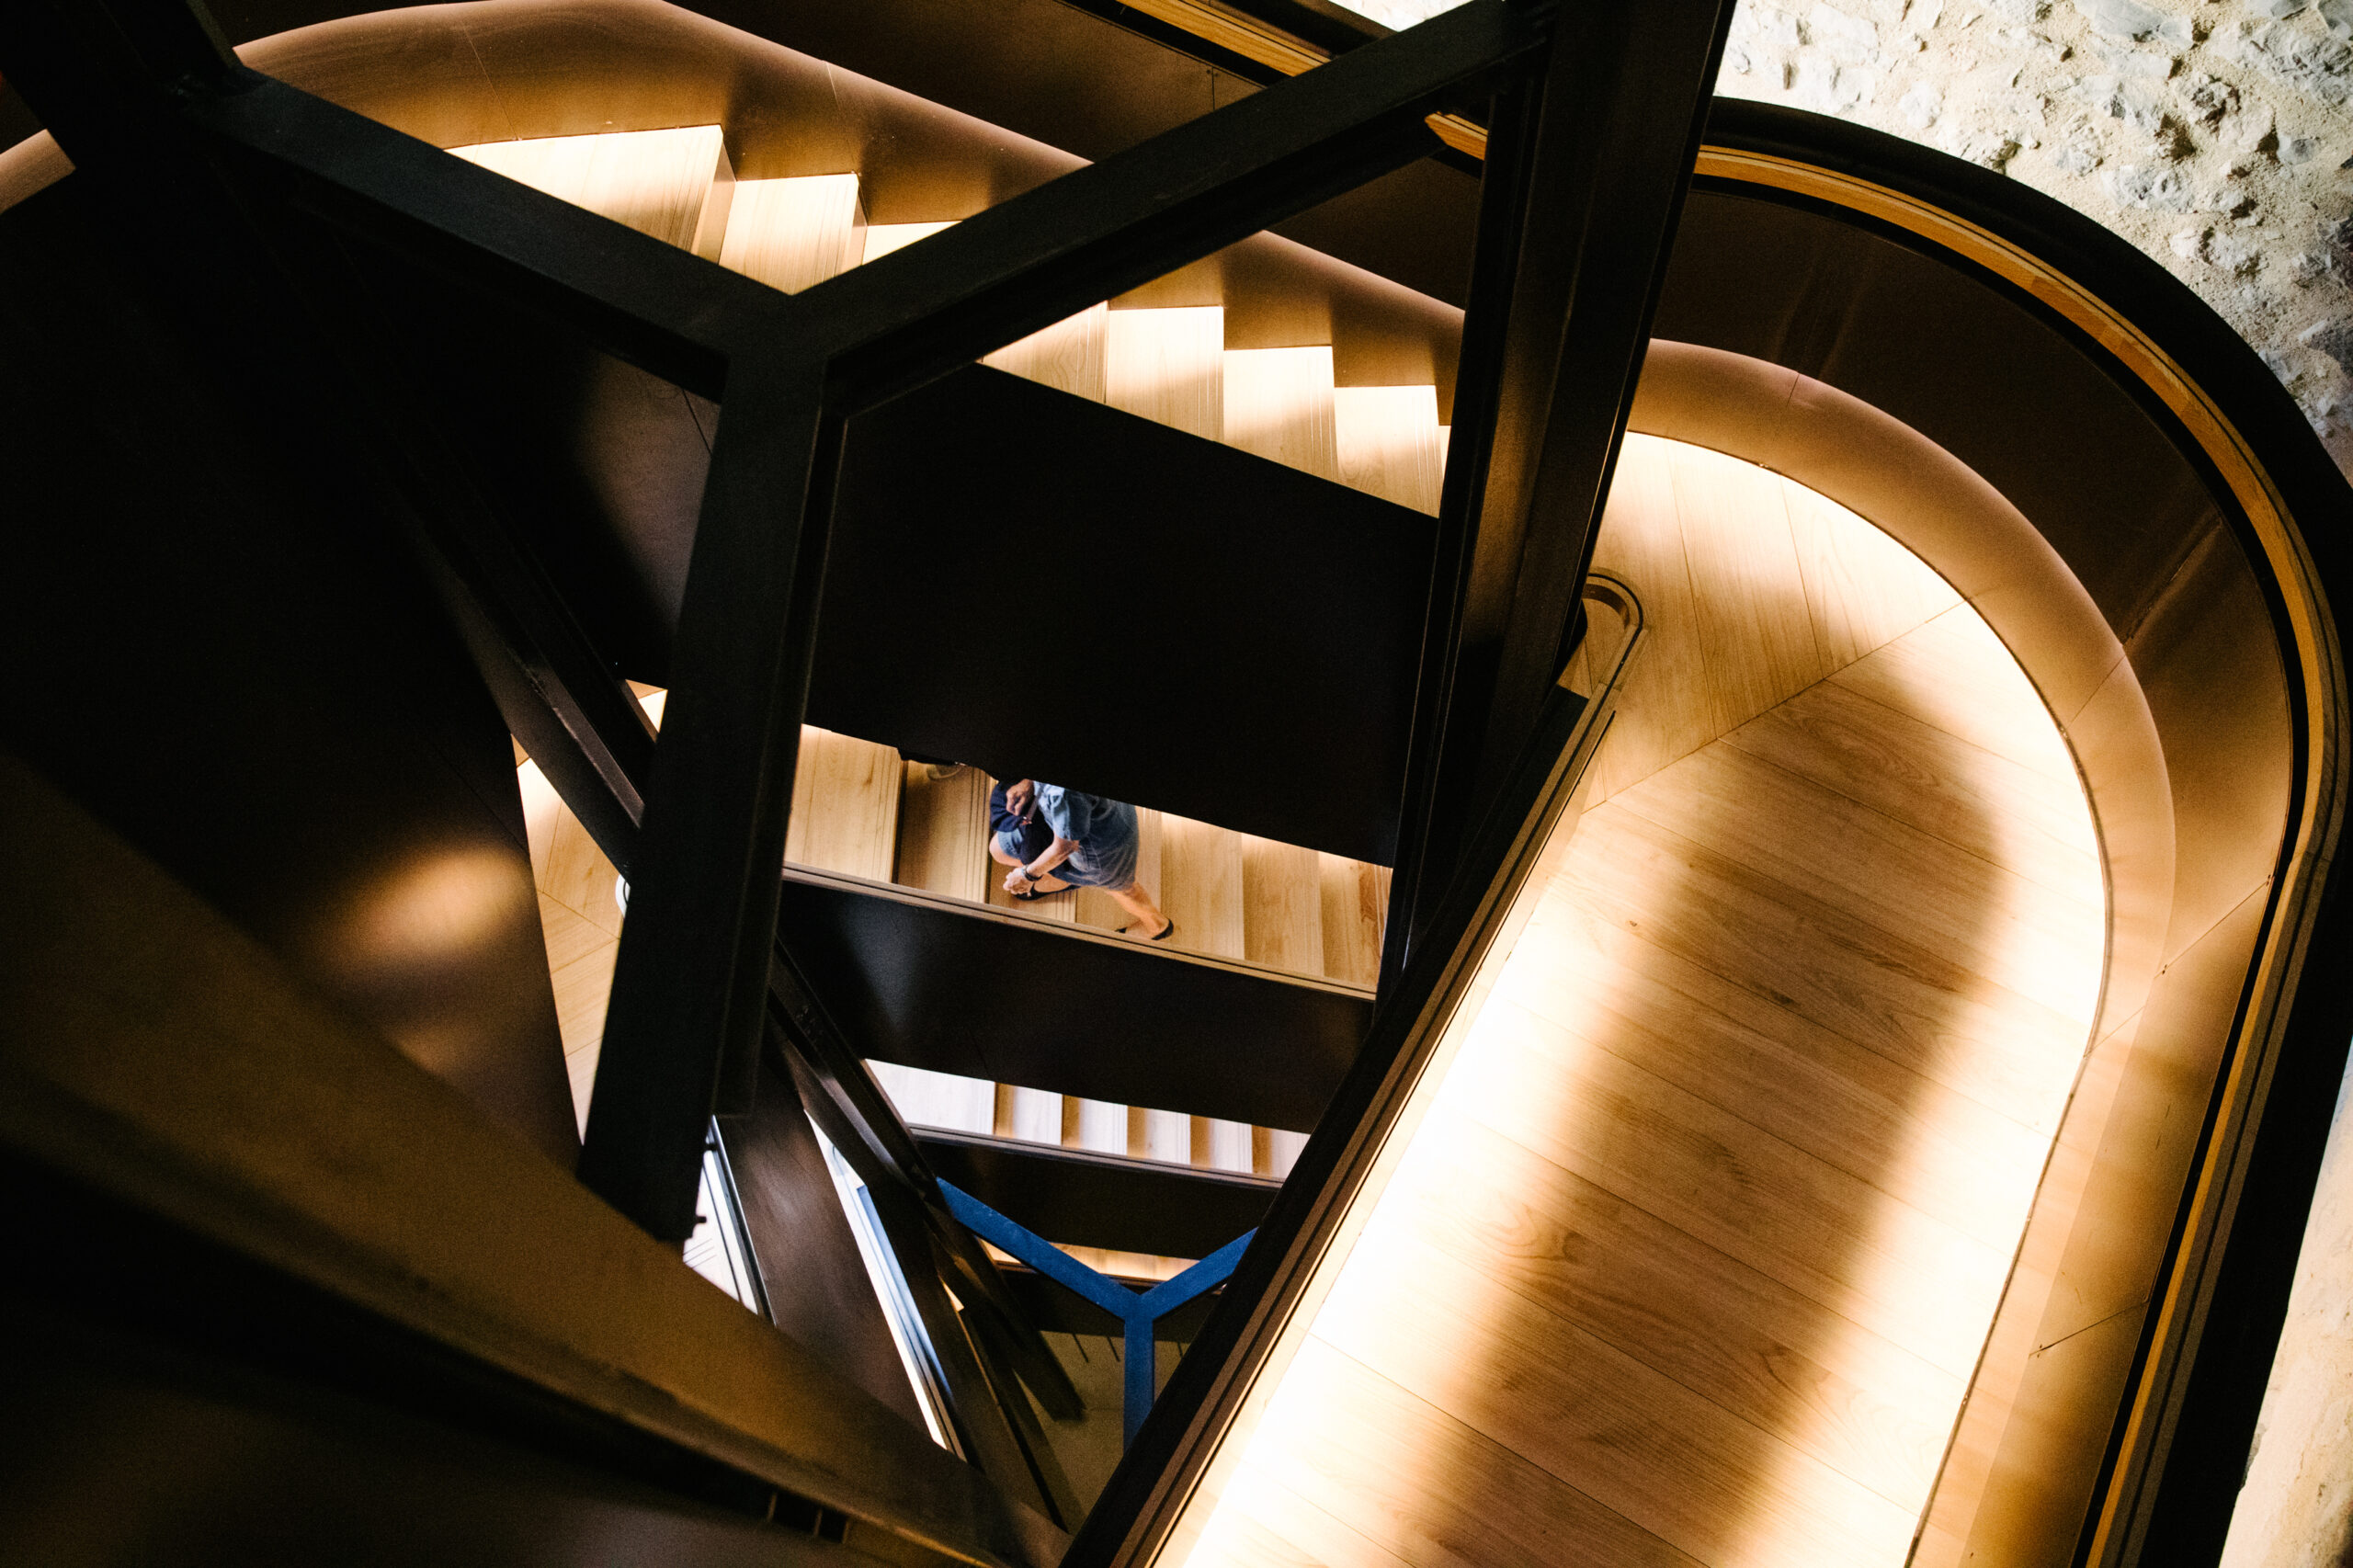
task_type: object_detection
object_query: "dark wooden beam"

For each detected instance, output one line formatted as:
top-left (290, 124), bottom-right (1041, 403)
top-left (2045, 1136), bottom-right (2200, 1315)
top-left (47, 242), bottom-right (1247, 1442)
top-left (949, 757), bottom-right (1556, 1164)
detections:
top-left (1387, 0), bottom-right (1735, 969)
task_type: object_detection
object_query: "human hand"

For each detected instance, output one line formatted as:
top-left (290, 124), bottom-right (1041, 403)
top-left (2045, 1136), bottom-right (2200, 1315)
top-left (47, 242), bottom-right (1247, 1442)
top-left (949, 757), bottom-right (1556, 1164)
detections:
top-left (1004, 866), bottom-right (1034, 895)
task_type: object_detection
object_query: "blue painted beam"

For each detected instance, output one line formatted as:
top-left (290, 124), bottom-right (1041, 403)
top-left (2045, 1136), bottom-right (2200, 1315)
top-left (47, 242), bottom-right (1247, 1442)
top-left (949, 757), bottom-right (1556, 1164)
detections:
top-left (938, 1180), bottom-right (1253, 1447)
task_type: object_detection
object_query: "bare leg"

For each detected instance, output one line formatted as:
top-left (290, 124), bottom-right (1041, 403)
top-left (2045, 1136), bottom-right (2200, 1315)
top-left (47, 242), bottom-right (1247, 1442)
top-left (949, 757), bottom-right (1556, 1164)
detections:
top-left (1108, 880), bottom-right (1172, 937)
top-left (988, 837), bottom-right (1071, 892)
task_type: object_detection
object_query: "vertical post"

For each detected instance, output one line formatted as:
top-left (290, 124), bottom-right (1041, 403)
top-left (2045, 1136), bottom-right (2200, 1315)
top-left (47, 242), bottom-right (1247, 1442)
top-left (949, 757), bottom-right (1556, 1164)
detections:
top-left (1386, 0), bottom-right (1734, 971)
top-left (1124, 1314), bottom-right (1159, 1453)
top-left (578, 351), bottom-right (839, 1239)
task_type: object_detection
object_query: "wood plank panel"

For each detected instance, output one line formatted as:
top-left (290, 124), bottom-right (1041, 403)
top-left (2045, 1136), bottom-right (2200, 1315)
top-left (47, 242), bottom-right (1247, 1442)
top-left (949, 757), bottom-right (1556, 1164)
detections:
top-left (1585, 435), bottom-right (1711, 801)
top-left (452, 125), bottom-right (731, 256)
top-left (1438, 1001), bottom-right (2013, 1377)
top-left (534, 887), bottom-right (611, 975)
top-left (861, 220), bottom-right (955, 263)
top-left (1198, 1118), bottom-right (1255, 1174)
top-left (1333, 385), bottom-right (1442, 514)
top-left (1223, 347), bottom-right (1338, 480)
top-left (549, 940), bottom-right (620, 1064)
top-left (1257, 1127), bottom-right (1309, 1179)
top-left (999, 1084), bottom-right (1063, 1144)
top-left (1665, 439), bottom-right (1831, 739)
top-left (869, 1061), bottom-right (994, 1133)
top-left (1609, 743), bottom-right (2104, 1026)
top-left (1827, 606), bottom-right (2084, 788)
top-left (1107, 306), bottom-right (1224, 439)
top-left (1723, 670), bottom-right (2103, 910)
top-left (894, 761), bottom-right (990, 901)
top-left (1381, 1110), bottom-right (1961, 1509)
top-left (1317, 853), bottom-right (1386, 990)
top-left (1554, 804), bottom-right (2086, 1133)
top-left (1782, 479), bottom-right (1961, 671)
top-left (1190, 1469), bottom-right (1416, 1568)
top-left (1495, 887), bottom-right (2052, 1256)
top-left (1159, 811), bottom-right (1245, 960)
top-left (988, 304), bottom-right (1110, 403)
top-left (1243, 835), bottom-right (1324, 974)
top-left (1135, 1107), bottom-right (1192, 1164)
top-left (785, 726), bottom-right (900, 880)
top-left (1064, 1096), bottom-right (1129, 1153)
top-left (1213, 1337), bottom-right (1704, 1568)
top-left (721, 173), bottom-right (864, 293)
top-left (1312, 1236), bottom-right (1924, 1568)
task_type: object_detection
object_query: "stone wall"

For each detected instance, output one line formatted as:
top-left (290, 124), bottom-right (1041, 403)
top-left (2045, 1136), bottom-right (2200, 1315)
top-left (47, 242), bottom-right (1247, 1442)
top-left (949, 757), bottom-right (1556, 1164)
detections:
top-left (1718, 0), bottom-right (2353, 476)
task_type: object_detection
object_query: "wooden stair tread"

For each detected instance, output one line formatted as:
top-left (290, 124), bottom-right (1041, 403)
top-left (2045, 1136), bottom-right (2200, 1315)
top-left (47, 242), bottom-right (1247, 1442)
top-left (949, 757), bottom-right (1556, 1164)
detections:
top-left (450, 125), bottom-right (733, 258)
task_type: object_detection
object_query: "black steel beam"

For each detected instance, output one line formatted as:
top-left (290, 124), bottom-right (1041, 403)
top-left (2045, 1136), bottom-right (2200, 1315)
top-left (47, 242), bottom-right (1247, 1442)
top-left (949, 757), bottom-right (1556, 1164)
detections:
top-left (577, 356), bottom-right (837, 1227)
top-left (186, 74), bottom-right (766, 399)
top-left (1386, 0), bottom-right (1733, 968)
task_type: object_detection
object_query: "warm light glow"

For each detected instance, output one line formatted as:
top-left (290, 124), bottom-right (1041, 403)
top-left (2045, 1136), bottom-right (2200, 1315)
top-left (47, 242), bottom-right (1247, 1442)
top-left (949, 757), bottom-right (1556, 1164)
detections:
top-left (1222, 346), bottom-right (1337, 480)
top-left (1171, 439), bottom-right (2107, 1568)
top-left (720, 173), bottom-right (864, 292)
top-left (1106, 306), bottom-right (1225, 440)
top-left (449, 126), bottom-right (729, 256)
top-left (1334, 384), bottom-right (1443, 514)
top-left (338, 847), bottom-right (533, 969)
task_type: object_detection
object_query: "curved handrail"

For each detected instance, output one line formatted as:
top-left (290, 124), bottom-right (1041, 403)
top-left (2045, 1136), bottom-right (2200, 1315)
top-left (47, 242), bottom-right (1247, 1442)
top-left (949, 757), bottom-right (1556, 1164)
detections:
top-left (1065, 575), bottom-right (1643, 1567)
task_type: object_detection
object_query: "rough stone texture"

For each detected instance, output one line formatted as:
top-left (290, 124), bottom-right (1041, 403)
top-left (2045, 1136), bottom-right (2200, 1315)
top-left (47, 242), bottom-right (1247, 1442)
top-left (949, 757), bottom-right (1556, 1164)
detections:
top-left (1715, 0), bottom-right (2353, 474)
top-left (2220, 1067), bottom-right (2353, 1568)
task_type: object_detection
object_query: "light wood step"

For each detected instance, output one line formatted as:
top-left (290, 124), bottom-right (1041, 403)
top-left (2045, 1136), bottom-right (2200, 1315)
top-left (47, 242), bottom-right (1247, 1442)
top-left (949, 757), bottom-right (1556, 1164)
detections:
top-left (1223, 346), bottom-right (1338, 481)
top-left (866, 221), bottom-right (1109, 400)
top-left (862, 764), bottom-right (1375, 1191)
top-left (721, 172), bottom-right (865, 293)
top-left (1106, 306), bottom-right (1224, 439)
top-left (867, 1061), bottom-right (1308, 1184)
top-left (450, 125), bottom-right (733, 259)
top-left (890, 767), bottom-right (1380, 987)
top-left (1335, 384), bottom-right (1444, 514)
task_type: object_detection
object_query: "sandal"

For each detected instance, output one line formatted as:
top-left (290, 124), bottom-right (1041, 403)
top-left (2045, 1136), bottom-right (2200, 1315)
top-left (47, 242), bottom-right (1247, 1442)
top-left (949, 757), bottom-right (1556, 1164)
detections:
top-left (1150, 920), bottom-right (1176, 940)
top-left (1011, 880), bottom-right (1073, 901)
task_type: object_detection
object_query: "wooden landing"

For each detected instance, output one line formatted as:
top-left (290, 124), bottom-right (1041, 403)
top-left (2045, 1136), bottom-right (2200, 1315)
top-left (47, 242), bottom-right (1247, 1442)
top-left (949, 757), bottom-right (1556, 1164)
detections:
top-left (1175, 436), bottom-right (2106, 1568)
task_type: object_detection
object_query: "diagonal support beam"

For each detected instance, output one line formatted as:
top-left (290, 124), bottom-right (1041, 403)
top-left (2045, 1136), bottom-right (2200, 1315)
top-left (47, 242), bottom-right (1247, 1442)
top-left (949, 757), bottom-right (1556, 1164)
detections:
top-left (1385, 0), bottom-right (1735, 972)
top-left (941, 1181), bottom-right (1254, 1449)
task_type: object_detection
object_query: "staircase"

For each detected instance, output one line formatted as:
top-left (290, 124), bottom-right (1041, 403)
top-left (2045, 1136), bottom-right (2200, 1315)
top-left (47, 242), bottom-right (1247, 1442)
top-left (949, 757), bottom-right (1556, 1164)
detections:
top-left (477, 124), bottom-right (1447, 1199)
top-left (449, 127), bottom-right (1450, 517)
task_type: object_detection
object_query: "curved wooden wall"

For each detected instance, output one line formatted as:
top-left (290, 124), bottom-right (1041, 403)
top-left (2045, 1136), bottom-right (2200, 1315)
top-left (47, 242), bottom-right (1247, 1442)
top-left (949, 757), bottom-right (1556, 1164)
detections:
top-left (1635, 136), bottom-right (2349, 1564)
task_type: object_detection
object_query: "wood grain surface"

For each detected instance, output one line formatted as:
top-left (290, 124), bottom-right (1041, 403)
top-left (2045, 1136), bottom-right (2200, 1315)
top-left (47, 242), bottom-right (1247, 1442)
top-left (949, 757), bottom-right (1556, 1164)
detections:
top-left (722, 173), bottom-right (864, 293)
top-left (1176, 438), bottom-right (2103, 1568)
top-left (1108, 307), bottom-right (1226, 440)
top-left (1224, 347), bottom-right (1340, 481)
top-left (1334, 385), bottom-right (1443, 515)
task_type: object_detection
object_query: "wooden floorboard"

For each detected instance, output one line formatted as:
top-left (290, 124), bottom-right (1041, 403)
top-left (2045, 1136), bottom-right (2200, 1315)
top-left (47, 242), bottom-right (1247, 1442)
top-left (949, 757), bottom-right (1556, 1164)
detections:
top-left (1722, 676), bottom-right (2103, 910)
top-left (1313, 1237), bottom-right (1923, 1568)
top-left (1177, 437), bottom-right (2104, 1568)
top-left (1609, 744), bottom-right (2103, 1025)
top-left (1250, 1338), bottom-right (1708, 1568)
top-left (1438, 1004), bottom-right (2013, 1377)
top-left (1494, 889), bottom-right (2052, 1256)
top-left (1380, 1111), bottom-right (1961, 1510)
top-left (1552, 804), bottom-right (2086, 1135)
